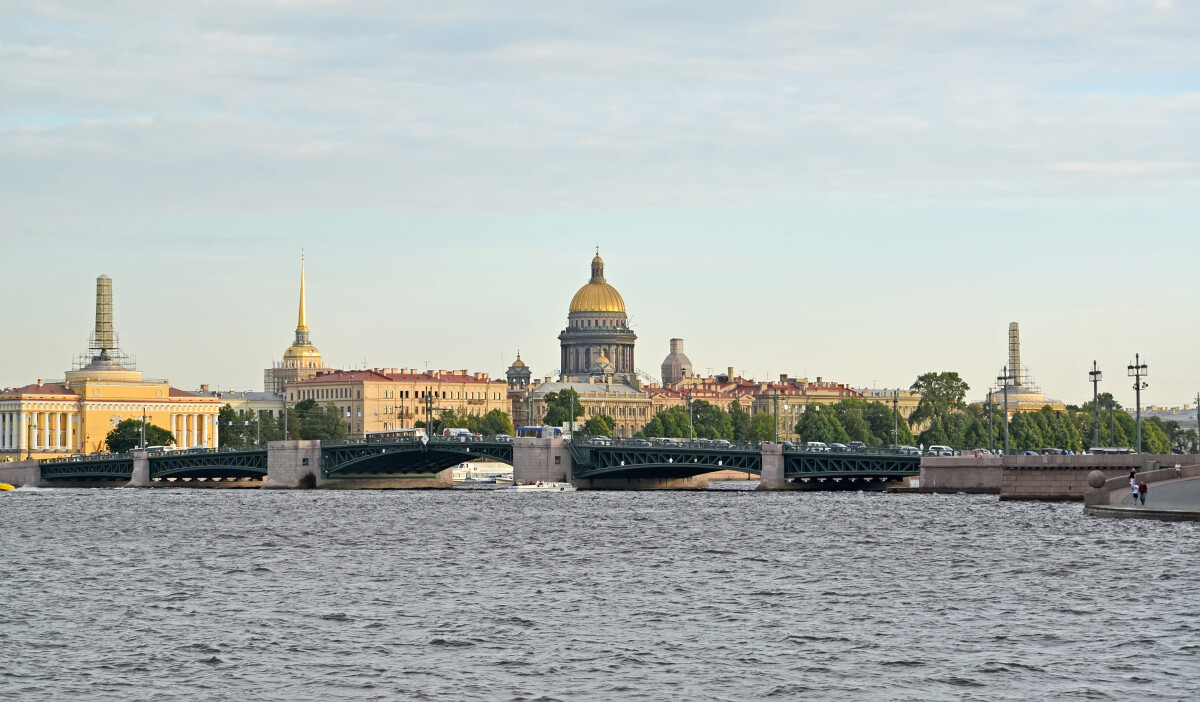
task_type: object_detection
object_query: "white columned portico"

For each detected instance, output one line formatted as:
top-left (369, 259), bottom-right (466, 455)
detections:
top-left (50, 412), bottom-right (59, 449)
top-left (66, 413), bottom-right (74, 452)
top-left (39, 411), bottom-right (49, 449)
top-left (201, 415), bottom-right (209, 447)
top-left (184, 414), bottom-right (193, 448)
top-left (1, 412), bottom-right (9, 450)
top-left (16, 410), bottom-right (26, 451)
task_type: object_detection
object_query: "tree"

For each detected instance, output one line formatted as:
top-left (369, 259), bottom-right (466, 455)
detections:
top-left (105, 418), bottom-right (175, 453)
top-left (638, 406), bottom-right (691, 438)
top-left (292, 399), bottom-right (348, 442)
top-left (478, 409), bottom-right (514, 437)
top-left (746, 413), bottom-right (775, 441)
top-left (728, 401), bottom-right (753, 441)
top-left (692, 400), bottom-right (733, 440)
top-left (909, 372), bottom-right (970, 428)
top-left (583, 414), bottom-right (615, 437)
top-left (543, 389), bottom-right (584, 428)
top-left (793, 405), bottom-right (849, 444)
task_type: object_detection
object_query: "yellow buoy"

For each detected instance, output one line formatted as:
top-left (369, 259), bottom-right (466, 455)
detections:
top-left (0, 483), bottom-right (15, 491)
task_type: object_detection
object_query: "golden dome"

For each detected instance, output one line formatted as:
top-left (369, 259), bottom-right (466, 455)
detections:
top-left (569, 250), bottom-right (626, 313)
top-left (569, 282), bottom-right (626, 313)
top-left (510, 353), bottom-right (527, 368)
top-left (284, 344), bottom-right (322, 359)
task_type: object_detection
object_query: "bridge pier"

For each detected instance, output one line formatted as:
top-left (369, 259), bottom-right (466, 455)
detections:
top-left (0, 459), bottom-right (42, 488)
top-left (512, 437), bottom-right (571, 484)
top-left (263, 440), bottom-right (322, 489)
top-left (756, 443), bottom-right (795, 491)
top-left (126, 450), bottom-right (150, 488)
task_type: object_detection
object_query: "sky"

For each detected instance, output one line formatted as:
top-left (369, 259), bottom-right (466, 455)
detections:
top-left (1, 1), bottom-right (1198, 408)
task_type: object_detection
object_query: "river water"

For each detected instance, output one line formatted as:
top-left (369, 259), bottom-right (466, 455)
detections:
top-left (2, 486), bottom-right (1197, 701)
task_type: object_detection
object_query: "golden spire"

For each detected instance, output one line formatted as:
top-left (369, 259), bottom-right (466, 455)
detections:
top-left (297, 250), bottom-right (308, 333)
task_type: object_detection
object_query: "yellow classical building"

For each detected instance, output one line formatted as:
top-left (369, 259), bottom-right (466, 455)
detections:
top-left (287, 368), bottom-right (509, 437)
top-left (0, 275), bottom-right (221, 460)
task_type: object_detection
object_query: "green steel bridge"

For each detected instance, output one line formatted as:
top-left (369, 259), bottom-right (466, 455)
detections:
top-left (568, 442), bottom-right (920, 484)
top-left (39, 448), bottom-right (268, 482)
top-left (35, 438), bottom-right (919, 486)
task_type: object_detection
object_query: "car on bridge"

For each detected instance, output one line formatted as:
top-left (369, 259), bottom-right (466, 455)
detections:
top-left (846, 441), bottom-right (866, 451)
top-left (492, 434), bottom-right (513, 443)
top-left (804, 442), bottom-right (830, 452)
top-left (898, 445), bottom-right (921, 456)
top-left (926, 445), bottom-right (955, 456)
top-left (585, 436), bottom-right (613, 446)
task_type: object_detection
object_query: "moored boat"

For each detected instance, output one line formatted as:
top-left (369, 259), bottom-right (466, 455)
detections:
top-left (505, 481), bottom-right (576, 492)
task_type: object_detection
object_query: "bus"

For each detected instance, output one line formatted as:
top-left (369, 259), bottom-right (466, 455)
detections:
top-left (515, 426), bottom-right (563, 439)
top-left (365, 428), bottom-right (426, 441)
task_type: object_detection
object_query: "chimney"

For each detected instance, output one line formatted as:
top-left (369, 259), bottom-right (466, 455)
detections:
top-left (37, 379), bottom-right (43, 387)
top-left (779, 373), bottom-right (788, 383)
top-left (727, 366), bottom-right (735, 379)
top-left (670, 338), bottom-right (684, 353)
top-left (200, 384), bottom-right (210, 393)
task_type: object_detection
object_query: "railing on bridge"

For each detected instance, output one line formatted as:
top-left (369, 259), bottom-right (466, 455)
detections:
top-left (568, 438), bottom-right (922, 481)
top-left (149, 448), bottom-right (268, 480)
top-left (40, 452), bottom-right (135, 481)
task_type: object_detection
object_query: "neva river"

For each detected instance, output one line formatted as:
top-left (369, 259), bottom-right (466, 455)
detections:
top-left (2, 486), bottom-right (1197, 701)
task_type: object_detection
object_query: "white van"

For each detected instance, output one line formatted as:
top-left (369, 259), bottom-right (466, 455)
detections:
top-left (804, 441), bottom-right (829, 452)
top-left (442, 428), bottom-right (472, 437)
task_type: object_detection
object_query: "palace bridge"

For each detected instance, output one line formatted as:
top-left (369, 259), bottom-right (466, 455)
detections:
top-left (18, 436), bottom-right (921, 490)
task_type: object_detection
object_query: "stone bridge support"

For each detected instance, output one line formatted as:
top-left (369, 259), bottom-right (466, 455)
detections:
top-left (0, 459), bottom-right (42, 488)
top-left (756, 443), bottom-right (794, 491)
top-left (512, 437), bottom-right (571, 484)
top-left (264, 440), bottom-right (323, 489)
top-left (127, 450), bottom-right (150, 488)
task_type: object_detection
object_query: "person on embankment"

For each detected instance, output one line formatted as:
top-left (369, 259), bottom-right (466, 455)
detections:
top-left (1138, 480), bottom-right (1148, 506)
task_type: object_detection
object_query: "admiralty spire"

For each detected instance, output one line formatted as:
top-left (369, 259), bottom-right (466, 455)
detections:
top-left (264, 252), bottom-right (331, 393)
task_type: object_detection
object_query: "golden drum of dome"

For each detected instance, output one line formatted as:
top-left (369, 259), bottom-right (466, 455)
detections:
top-left (569, 282), bottom-right (626, 313)
top-left (284, 344), bottom-right (322, 359)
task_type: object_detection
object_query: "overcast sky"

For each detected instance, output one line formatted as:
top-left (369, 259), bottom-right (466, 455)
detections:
top-left (2, 1), bottom-right (1198, 408)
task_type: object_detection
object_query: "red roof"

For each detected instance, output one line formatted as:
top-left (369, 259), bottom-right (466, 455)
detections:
top-left (291, 370), bottom-right (497, 385)
top-left (7, 383), bottom-right (76, 396)
top-left (169, 387), bottom-right (200, 397)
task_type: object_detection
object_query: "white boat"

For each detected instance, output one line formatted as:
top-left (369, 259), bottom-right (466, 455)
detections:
top-left (506, 481), bottom-right (576, 492)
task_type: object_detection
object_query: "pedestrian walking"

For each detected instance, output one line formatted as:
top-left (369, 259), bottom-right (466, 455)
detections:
top-left (1138, 481), bottom-right (1148, 506)
top-left (1132, 481), bottom-right (1139, 506)
top-left (1130, 470), bottom-right (1138, 501)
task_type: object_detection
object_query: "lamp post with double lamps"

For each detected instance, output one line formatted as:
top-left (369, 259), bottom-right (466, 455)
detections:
top-left (1089, 362), bottom-right (1103, 449)
top-left (1127, 354), bottom-right (1148, 453)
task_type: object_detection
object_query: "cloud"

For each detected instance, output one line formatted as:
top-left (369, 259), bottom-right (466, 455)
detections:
top-left (1049, 161), bottom-right (1195, 175)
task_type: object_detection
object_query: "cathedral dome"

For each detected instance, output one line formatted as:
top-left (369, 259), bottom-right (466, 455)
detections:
top-left (568, 251), bottom-right (626, 313)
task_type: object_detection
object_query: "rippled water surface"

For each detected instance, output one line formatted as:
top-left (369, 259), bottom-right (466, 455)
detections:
top-left (3, 486), bottom-right (1198, 701)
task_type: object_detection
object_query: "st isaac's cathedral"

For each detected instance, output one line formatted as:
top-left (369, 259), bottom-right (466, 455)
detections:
top-left (508, 251), bottom-right (652, 437)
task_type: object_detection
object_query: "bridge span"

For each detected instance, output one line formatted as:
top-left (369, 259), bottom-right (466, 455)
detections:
top-left (1, 437), bottom-right (919, 490)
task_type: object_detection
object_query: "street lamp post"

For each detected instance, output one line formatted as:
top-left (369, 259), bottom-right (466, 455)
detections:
top-left (997, 366), bottom-right (1015, 455)
top-left (1127, 354), bottom-right (1148, 453)
top-left (892, 390), bottom-right (899, 447)
top-left (141, 407), bottom-right (147, 450)
top-left (772, 389), bottom-right (780, 443)
top-left (26, 416), bottom-right (34, 461)
top-left (687, 390), bottom-right (694, 443)
top-left (987, 390), bottom-right (994, 452)
top-left (1089, 361), bottom-right (1103, 449)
